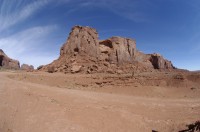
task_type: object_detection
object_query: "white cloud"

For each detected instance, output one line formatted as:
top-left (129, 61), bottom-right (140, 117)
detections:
top-left (0, 0), bottom-right (61, 68)
top-left (0, 0), bottom-right (52, 32)
top-left (101, 0), bottom-right (151, 22)
top-left (0, 25), bottom-right (59, 68)
top-left (61, 0), bottom-right (153, 23)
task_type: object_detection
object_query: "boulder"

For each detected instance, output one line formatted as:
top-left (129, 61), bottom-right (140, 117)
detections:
top-left (0, 49), bottom-right (20, 70)
top-left (47, 66), bottom-right (55, 73)
top-left (71, 65), bottom-right (82, 73)
top-left (87, 64), bottom-right (98, 74)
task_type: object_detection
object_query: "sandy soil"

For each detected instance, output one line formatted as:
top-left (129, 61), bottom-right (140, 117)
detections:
top-left (0, 71), bottom-right (200, 132)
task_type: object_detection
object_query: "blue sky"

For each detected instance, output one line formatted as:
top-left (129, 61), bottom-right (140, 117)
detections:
top-left (0, 0), bottom-right (200, 70)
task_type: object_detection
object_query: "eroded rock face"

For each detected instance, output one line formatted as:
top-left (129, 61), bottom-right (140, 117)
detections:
top-left (149, 53), bottom-right (174, 69)
top-left (134, 51), bottom-right (154, 69)
top-left (60, 26), bottom-right (99, 59)
top-left (135, 51), bottom-right (174, 69)
top-left (99, 37), bottom-right (136, 65)
top-left (21, 64), bottom-right (34, 71)
top-left (0, 49), bottom-right (20, 70)
top-left (41, 26), bottom-right (175, 73)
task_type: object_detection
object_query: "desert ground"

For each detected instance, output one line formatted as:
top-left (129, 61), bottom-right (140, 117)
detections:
top-left (0, 70), bottom-right (200, 132)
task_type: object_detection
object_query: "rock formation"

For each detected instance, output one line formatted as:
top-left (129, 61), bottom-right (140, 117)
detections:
top-left (41, 26), bottom-right (175, 73)
top-left (149, 53), bottom-right (174, 69)
top-left (0, 49), bottom-right (20, 70)
top-left (135, 51), bottom-right (175, 69)
top-left (60, 26), bottom-right (99, 58)
top-left (21, 64), bottom-right (34, 71)
top-left (99, 37), bottom-right (136, 65)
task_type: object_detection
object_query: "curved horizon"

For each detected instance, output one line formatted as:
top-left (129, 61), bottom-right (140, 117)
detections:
top-left (0, 0), bottom-right (200, 71)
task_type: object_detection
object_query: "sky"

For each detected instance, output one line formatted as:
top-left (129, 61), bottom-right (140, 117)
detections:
top-left (0, 0), bottom-right (200, 71)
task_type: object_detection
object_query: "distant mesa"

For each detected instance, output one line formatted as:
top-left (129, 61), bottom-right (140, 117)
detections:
top-left (39, 25), bottom-right (175, 73)
top-left (0, 49), bottom-right (20, 70)
top-left (21, 64), bottom-right (34, 71)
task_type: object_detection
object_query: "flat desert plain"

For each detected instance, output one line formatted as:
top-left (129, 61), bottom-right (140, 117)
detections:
top-left (0, 71), bottom-right (200, 132)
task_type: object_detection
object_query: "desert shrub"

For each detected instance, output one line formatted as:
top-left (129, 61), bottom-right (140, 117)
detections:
top-left (179, 121), bottom-right (200, 132)
top-left (174, 74), bottom-right (185, 80)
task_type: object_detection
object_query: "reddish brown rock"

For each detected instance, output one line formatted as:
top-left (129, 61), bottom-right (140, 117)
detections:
top-left (149, 53), bottom-right (174, 69)
top-left (71, 65), bottom-right (82, 73)
top-left (21, 64), bottom-right (34, 71)
top-left (41, 26), bottom-right (175, 73)
top-left (134, 51), bottom-right (154, 69)
top-left (135, 51), bottom-right (174, 70)
top-left (60, 26), bottom-right (99, 59)
top-left (99, 37), bottom-right (136, 65)
top-left (0, 49), bottom-right (20, 70)
top-left (47, 66), bottom-right (55, 73)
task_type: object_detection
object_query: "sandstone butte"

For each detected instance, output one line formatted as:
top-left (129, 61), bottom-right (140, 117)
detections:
top-left (41, 26), bottom-right (175, 74)
top-left (0, 49), bottom-right (20, 70)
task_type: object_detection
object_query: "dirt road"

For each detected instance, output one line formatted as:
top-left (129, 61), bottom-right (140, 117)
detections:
top-left (0, 72), bottom-right (200, 132)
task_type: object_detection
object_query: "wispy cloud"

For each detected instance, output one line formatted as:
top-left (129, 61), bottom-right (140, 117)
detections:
top-left (0, 25), bottom-right (58, 67)
top-left (65, 0), bottom-right (153, 22)
top-left (0, 0), bottom-right (60, 68)
top-left (0, 0), bottom-right (52, 32)
top-left (102, 0), bottom-right (153, 22)
top-left (56, 0), bottom-right (153, 22)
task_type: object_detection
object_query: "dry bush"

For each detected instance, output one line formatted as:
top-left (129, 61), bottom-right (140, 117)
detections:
top-left (179, 121), bottom-right (200, 132)
top-left (174, 74), bottom-right (185, 80)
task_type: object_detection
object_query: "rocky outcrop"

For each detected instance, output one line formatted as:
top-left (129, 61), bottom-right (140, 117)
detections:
top-left (0, 49), bottom-right (20, 70)
top-left (41, 26), bottom-right (175, 73)
top-left (60, 26), bottom-right (99, 59)
top-left (21, 64), bottom-right (34, 71)
top-left (149, 53), bottom-right (174, 69)
top-left (99, 37), bottom-right (136, 65)
top-left (135, 51), bottom-right (174, 69)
